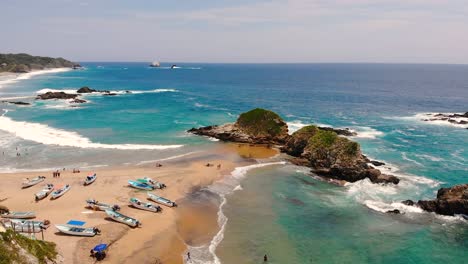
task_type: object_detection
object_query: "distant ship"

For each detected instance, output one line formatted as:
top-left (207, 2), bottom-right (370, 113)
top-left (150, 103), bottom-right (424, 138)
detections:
top-left (150, 61), bottom-right (160, 67)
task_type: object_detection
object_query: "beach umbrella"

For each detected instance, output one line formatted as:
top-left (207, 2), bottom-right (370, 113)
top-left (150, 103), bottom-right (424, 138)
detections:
top-left (93, 244), bottom-right (107, 252)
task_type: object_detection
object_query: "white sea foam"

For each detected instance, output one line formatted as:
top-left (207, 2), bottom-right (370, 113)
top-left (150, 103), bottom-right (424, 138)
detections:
top-left (287, 120), bottom-right (309, 134)
top-left (401, 152), bottom-right (423, 166)
top-left (387, 113), bottom-right (468, 129)
top-left (0, 68), bottom-right (72, 90)
top-left (136, 151), bottom-right (201, 165)
top-left (350, 126), bottom-right (384, 139)
top-left (186, 161), bottom-right (286, 264)
top-left (0, 115), bottom-right (183, 150)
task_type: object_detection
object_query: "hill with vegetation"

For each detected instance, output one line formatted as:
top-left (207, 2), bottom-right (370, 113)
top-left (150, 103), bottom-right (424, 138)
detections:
top-left (0, 53), bottom-right (79, 73)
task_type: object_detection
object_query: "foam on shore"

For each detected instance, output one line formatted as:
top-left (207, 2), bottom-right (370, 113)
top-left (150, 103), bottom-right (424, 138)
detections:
top-left (186, 161), bottom-right (286, 264)
top-left (0, 114), bottom-right (183, 150)
top-left (0, 68), bottom-right (72, 89)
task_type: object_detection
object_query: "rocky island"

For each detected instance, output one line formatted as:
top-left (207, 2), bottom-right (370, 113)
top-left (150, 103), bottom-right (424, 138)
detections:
top-left (189, 108), bottom-right (399, 185)
top-left (0, 53), bottom-right (80, 73)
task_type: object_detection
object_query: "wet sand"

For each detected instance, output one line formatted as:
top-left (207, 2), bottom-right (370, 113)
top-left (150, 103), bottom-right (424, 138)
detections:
top-left (0, 143), bottom-right (278, 263)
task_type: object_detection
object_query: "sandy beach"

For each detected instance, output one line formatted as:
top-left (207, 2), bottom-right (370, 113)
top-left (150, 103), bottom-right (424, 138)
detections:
top-left (0, 144), bottom-right (278, 263)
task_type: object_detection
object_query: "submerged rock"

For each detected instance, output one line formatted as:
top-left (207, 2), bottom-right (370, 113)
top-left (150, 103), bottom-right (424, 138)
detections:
top-left (386, 209), bottom-right (401, 214)
top-left (1, 101), bottom-right (30, 105)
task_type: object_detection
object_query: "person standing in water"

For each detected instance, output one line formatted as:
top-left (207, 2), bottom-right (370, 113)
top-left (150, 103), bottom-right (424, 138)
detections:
top-left (264, 254), bottom-right (268, 262)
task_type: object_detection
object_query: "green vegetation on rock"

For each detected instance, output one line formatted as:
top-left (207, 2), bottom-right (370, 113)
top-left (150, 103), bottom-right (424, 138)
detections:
top-left (0, 53), bottom-right (78, 73)
top-left (306, 129), bottom-right (361, 168)
top-left (236, 108), bottom-right (288, 139)
top-left (0, 229), bottom-right (58, 264)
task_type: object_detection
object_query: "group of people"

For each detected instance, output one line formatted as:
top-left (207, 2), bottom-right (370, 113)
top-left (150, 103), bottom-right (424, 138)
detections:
top-left (52, 170), bottom-right (61, 178)
top-left (205, 163), bottom-right (222, 169)
top-left (72, 168), bottom-right (81, 173)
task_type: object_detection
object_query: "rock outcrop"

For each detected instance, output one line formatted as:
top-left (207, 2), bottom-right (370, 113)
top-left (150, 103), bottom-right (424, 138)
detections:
top-left (189, 108), bottom-right (400, 185)
top-left (189, 108), bottom-right (289, 145)
top-left (77, 86), bottom-right (96, 93)
top-left (403, 184), bottom-right (468, 216)
top-left (1, 101), bottom-right (30, 105)
top-left (421, 112), bottom-right (468, 127)
top-left (36, 92), bottom-right (78, 100)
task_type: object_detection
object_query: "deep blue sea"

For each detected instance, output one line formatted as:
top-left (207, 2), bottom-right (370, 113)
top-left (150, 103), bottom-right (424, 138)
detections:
top-left (0, 63), bottom-right (467, 263)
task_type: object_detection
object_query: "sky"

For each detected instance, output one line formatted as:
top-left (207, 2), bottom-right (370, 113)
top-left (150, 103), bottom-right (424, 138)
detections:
top-left (1, 0), bottom-right (468, 63)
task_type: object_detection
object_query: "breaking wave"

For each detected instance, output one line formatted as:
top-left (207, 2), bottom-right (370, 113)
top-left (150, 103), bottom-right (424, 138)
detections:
top-left (0, 115), bottom-right (183, 150)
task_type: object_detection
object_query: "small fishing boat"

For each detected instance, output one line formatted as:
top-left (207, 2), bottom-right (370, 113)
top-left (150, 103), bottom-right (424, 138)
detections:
top-left (105, 210), bottom-right (140, 227)
top-left (128, 180), bottom-right (154, 191)
top-left (35, 184), bottom-right (54, 201)
top-left (137, 177), bottom-right (166, 189)
top-left (86, 199), bottom-right (120, 211)
top-left (129, 198), bottom-right (161, 213)
top-left (84, 173), bottom-right (97, 186)
top-left (1, 211), bottom-right (36, 219)
top-left (55, 224), bottom-right (101, 237)
top-left (147, 192), bottom-right (177, 207)
top-left (22, 176), bottom-right (46, 188)
top-left (50, 185), bottom-right (71, 200)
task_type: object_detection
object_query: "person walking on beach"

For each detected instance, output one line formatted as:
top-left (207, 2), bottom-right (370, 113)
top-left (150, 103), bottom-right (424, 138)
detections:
top-left (187, 252), bottom-right (191, 261)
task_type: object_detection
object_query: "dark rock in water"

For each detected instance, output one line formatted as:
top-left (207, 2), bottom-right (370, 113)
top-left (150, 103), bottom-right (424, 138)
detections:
top-left (286, 197), bottom-right (305, 206)
top-left (404, 184), bottom-right (468, 216)
top-left (70, 98), bottom-right (86, 104)
top-left (401, 200), bottom-right (415, 206)
top-left (188, 108), bottom-right (400, 185)
top-left (77, 86), bottom-right (96, 93)
top-left (421, 112), bottom-right (468, 127)
top-left (370, 160), bottom-right (385, 166)
top-left (102, 93), bottom-right (117, 96)
top-left (36, 92), bottom-right (77, 100)
top-left (1, 101), bottom-right (30, 105)
top-left (386, 209), bottom-right (401, 214)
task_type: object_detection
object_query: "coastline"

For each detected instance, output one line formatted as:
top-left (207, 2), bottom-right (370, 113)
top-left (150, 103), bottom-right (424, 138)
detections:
top-left (0, 68), bottom-right (72, 91)
top-left (0, 143), bottom-right (279, 263)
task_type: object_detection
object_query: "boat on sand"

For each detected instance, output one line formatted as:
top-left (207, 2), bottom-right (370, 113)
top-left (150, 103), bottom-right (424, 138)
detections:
top-left (22, 176), bottom-right (46, 188)
top-left (35, 184), bottom-right (54, 201)
top-left (50, 185), bottom-right (71, 200)
top-left (105, 210), bottom-right (140, 227)
top-left (55, 224), bottom-right (101, 237)
top-left (129, 197), bottom-right (161, 213)
top-left (147, 192), bottom-right (177, 207)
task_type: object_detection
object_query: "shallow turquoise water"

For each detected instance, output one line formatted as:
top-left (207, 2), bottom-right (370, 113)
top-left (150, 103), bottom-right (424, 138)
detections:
top-left (0, 63), bottom-right (466, 263)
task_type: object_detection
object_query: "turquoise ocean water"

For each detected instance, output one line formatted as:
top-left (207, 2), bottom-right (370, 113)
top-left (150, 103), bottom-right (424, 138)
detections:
top-left (0, 63), bottom-right (467, 263)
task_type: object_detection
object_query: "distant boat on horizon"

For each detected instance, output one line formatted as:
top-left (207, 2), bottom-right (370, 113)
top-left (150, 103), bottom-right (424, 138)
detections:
top-left (149, 61), bottom-right (160, 67)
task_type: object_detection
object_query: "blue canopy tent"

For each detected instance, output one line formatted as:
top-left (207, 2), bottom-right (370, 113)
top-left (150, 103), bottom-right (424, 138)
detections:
top-left (93, 244), bottom-right (107, 253)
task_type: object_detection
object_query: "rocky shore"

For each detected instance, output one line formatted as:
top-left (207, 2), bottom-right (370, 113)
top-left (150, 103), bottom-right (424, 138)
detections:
top-left (188, 108), bottom-right (399, 185)
top-left (420, 112), bottom-right (468, 128)
top-left (402, 184), bottom-right (468, 216)
top-left (35, 86), bottom-right (124, 104)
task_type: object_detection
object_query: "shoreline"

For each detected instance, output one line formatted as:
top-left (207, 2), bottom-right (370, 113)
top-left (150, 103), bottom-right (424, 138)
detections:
top-left (0, 68), bottom-right (72, 91)
top-left (0, 144), bottom-right (279, 263)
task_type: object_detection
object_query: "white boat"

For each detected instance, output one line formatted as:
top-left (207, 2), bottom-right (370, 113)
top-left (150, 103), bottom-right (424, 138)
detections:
top-left (50, 185), bottom-right (71, 200)
top-left (84, 173), bottom-right (97, 186)
top-left (128, 180), bottom-right (154, 191)
top-left (147, 192), bottom-right (177, 207)
top-left (1, 211), bottom-right (36, 219)
top-left (149, 61), bottom-right (160, 67)
top-left (137, 177), bottom-right (166, 189)
top-left (105, 210), bottom-right (140, 227)
top-left (35, 184), bottom-right (54, 201)
top-left (86, 199), bottom-right (120, 211)
top-left (129, 198), bottom-right (161, 213)
top-left (22, 176), bottom-right (46, 188)
top-left (55, 224), bottom-right (100, 237)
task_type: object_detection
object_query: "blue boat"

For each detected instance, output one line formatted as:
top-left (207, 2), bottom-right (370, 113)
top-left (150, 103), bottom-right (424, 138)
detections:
top-left (127, 180), bottom-right (153, 191)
